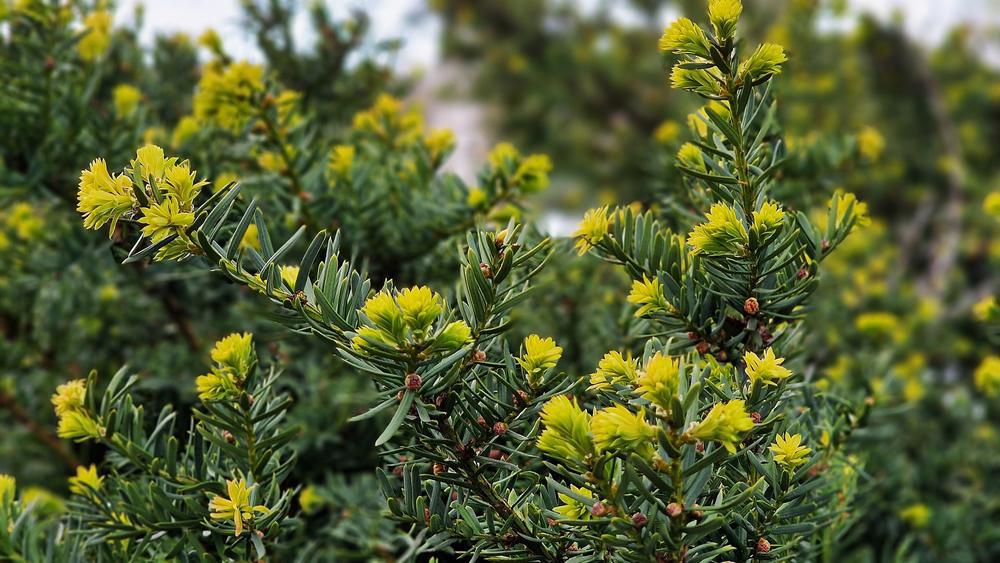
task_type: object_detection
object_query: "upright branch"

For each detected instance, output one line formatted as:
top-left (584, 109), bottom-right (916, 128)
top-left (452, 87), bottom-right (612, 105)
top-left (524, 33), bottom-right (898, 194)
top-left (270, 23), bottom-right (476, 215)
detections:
top-left (527, 1), bottom-right (866, 560)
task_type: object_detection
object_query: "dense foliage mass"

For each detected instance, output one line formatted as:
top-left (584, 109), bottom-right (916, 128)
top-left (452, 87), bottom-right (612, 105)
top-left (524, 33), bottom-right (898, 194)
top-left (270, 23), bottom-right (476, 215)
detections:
top-left (0, 0), bottom-right (997, 562)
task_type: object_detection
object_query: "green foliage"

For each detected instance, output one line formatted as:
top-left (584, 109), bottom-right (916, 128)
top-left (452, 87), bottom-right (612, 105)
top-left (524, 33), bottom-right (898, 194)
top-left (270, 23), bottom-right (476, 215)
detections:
top-left (2, 0), bottom-right (998, 561)
top-left (56, 343), bottom-right (296, 558)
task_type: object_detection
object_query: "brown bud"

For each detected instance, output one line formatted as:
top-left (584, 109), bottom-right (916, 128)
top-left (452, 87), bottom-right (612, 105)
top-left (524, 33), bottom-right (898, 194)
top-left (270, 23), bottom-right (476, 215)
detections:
top-left (424, 507), bottom-right (431, 523)
top-left (751, 412), bottom-right (762, 424)
top-left (493, 422), bottom-right (508, 436)
top-left (695, 341), bottom-right (710, 354)
top-left (260, 93), bottom-right (276, 108)
top-left (695, 441), bottom-right (705, 453)
top-left (479, 262), bottom-right (492, 279)
top-left (396, 390), bottom-right (405, 401)
top-left (472, 349), bottom-right (487, 363)
top-left (744, 297), bottom-right (759, 315)
top-left (245, 394), bottom-right (254, 406)
top-left (687, 331), bottom-right (699, 340)
top-left (222, 430), bottom-right (235, 444)
top-left (631, 512), bottom-right (648, 528)
top-left (821, 239), bottom-right (830, 251)
top-left (591, 502), bottom-right (612, 517)
top-left (546, 517), bottom-right (557, 526)
top-left (512, 389), bottom-right (529, 406)
top-left (756, 537), bottom-right (771, 553)
top-left (502, 531), bottom-right (518, 545)
top-left (405, 373), bottom-right (422, 391)
top-left (432, 463), bottom-right (445, 475)
top-left (690, 510), bottom-right (704, 521)
top-left (716, 350), bottom-right (728, 362)
top-left (392, 466), bottom-right (404, 477)
top-left (44, 57), bottom-right (56, 71)
top-left (252, 121), bottom-right (268, 135)
top-left (666, 502), bottom-right (683, 518)
top-left (477, 416), bottom-right (488, 428)
top-left (488, 448), bottom-right (503, 459)
top-left (797, 268), bottom-right (809, 280)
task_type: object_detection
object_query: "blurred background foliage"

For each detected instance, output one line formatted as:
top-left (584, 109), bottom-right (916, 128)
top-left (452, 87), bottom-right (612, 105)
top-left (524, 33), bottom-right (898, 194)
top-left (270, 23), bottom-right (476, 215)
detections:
top-left (0, 0), bottom-right (998, 560)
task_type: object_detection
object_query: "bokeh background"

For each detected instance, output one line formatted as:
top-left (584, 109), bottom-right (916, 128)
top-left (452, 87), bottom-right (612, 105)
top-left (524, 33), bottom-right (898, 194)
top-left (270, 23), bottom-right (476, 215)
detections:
top-left (1, 0), bottom-right (999, 560)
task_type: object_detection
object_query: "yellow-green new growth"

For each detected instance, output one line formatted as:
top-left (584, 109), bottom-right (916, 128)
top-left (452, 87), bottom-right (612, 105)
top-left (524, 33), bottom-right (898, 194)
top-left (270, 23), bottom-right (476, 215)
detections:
top-left (134, 144), bottom-right (177, 180)
top-left (677, 143), bottom-right (706, 172)
top-left (51, 379), bottom-right (86, 416)
top-left (196, 371), bottom-right (238, 402)
top-left (591, 405), bottom-right (657, 458)
top-left (279, 265), bottom-right (300, 288)
top-left (52, 378), bottom-right (101, 442)
top-left (431, 321), bottom-right (472, 352)
top-left (974, 356), bottom-right (1000, 397)
top-left (361, 291), bottom-right (404, 334)
top-left (573, 206), bottom-right (612, 255)
top-left (113, 84), bottom-right (142, 117)
top-left (830, 190), bottom-right (870, 231)
top-left (900, 503), bottom-right (931, 528)
top-left (488, 142), bottom-right (520, 169)
top-left (425, 128), bottom-right (456, 163)
top-left (554, 485), bottom-right (594, 520)
top-left (172, 116), bottom-right (200, 147)
top-left (589, 350), bottom-right (639, 389)
top-left (984, 192), bottom-right (1000, 218)
top-left (328, 144), bottom-right (355, 180)
top-left (688, 203), bottom-right (749, 256)
top-left (744, 348), bottom-right (793, 386)
top-left (658, 18), bottom-right (711, 58)
top-left (396, 286), bottom-right (443, 334)
top-left (78, 158), bottom-right (137, 233)
top-left (57, 411), bottom-right (102, 442)
top-left (627, 275), bottom-right (671, 317)
top-left (518, 335), bottom-right (563, 375)
top-left (78, 10), bottom-right (112, 61)
top-left (752, 201), bottom-right (785, 235)
top-left (670, 67), bottom-right (721, 97)
top-left (0, 474), bottom-right (15, 510)
top-left (198, 333), bottom-right (256, 401)
top-left (739, 43), bottom-right (787, 80)
top-left (857, 127), bottom-right (886, 161)
top-left (636, 353), bottom-right (681, 411)
top-left (769, 433), bottom-right (811, 469)
top-left (163, 162), bottom-right (207, 207)
top-left (299, 486), bottom-right (325, 515)
top-left (69, 464), bottom-right (104, 496)
top-left (194, 61), bottom-right (265, 132)
top-left (211, 332), bottom-right (255, 376)
top-left (208, 479), bottom-right (270, 536)
top-left (708, 0), bottom-right (742, 40)
top-left (537, 396), bottom-right (594, 463)
top-left (514, 154), bottom-right (553, 193)
top-left (138, 197), bottom-right (194, 243)
top-left (689, 399), bottom-right (755, 453)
